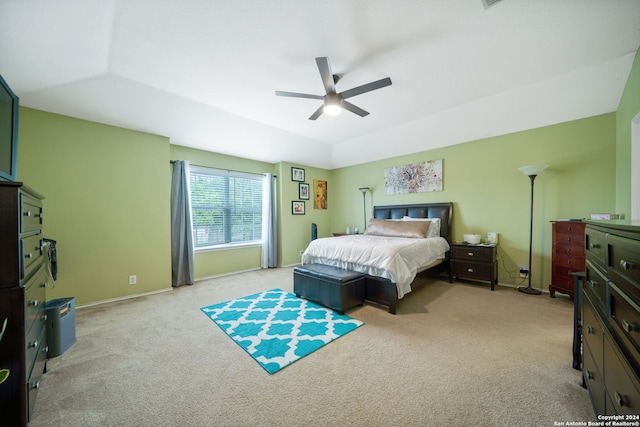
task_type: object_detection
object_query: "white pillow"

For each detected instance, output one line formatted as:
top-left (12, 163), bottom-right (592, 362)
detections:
top-left (403, 216), bottom-right (441, 238)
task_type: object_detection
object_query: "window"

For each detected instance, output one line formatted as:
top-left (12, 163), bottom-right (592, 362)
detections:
top-left (190, 168), bottom-right (263, 249)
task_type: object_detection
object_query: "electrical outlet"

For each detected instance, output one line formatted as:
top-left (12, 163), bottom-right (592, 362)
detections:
top-left (128, 275), bottom-right (137, 285)
top-left (519, 268), bottom-right (529, 278)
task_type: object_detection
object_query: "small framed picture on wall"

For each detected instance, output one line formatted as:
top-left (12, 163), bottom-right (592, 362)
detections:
top-left (292, 201), bottom-right (305, 215)
top-left (291, 167), bottom-right (305, 182)
top-left (299, 183), bottom-right (310, 200)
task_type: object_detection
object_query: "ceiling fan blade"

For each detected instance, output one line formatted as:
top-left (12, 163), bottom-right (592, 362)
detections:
top-left (339, 77), bottom-right (392, 99)
top-left (315, 57), bottom-right (336, 94)
top-left (275, 90), bottom-right (324, 100)
top-left (308, 105), bottom-right (324, 120)
top-left (341, 100), bottom-right (369, 117)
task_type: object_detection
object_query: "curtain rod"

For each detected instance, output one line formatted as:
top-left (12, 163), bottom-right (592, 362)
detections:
top-left (170, 160), bottom-right (276, 178)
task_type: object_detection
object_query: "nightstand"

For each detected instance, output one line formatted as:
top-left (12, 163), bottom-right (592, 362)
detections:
top-left (450, 243), bottom-right (498, 290)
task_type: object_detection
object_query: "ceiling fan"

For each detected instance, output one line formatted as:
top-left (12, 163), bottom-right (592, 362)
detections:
top-left (275, 57), bottom-right (392, 120)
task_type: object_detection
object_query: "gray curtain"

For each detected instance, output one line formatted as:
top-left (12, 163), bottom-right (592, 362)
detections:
top-left (261, 173), bottom-right (277, 268)
top-left (170, 160), bottom-right (194, 286)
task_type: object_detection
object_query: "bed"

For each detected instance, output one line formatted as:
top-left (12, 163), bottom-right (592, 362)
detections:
top-left (301, 202), bottom-right (453, 314)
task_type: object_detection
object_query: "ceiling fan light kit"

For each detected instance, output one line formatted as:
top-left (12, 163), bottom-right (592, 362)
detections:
top-left (275, 57), bottom-right (392, 120)
top-left (323, 94), bottom-right (342, 116)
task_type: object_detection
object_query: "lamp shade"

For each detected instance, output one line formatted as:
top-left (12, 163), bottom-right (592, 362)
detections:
top-left (518, 164), bottom-right (548, 177)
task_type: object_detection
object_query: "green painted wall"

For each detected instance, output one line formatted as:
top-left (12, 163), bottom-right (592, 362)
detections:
top-left (616, 49), bottom-right (640, 217)
top-left (276, 162), bottom-right (332, 267)
top-left (332, 114), bottom-right (617, 288)
top-left (18, 108), bottom-right (172, 305)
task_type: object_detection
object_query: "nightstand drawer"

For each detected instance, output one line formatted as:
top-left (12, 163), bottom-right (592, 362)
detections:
top-left (451, 246), bottom-right (493, 262)
top-left (451, 260), bottom-right (494, 282)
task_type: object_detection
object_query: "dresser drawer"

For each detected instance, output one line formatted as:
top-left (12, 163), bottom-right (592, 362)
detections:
top-left (607, 234), bottom-right (640, 304)
top-left (555, 242), bottom-right (585, 260)
top-left (24, 266), bottom-right (47, 334)
top-left (609, 282), bottom-right (640, 371)
top-left (20, 193), bottom-right (43, 234)
top-left (451, 246), bottom-right (493, 262)
top-left (27, 327), bottom-right (47, 421)
top-left (21, 234), bottom-right (43, 281)
top-left (583, 295), bottom-right (605, 366)
top-left (554, 221), bottom-right (585, 235)
top-left (586, 259), bottom-right (608, 315)
top-left (584, 343), bottom-right (606, 416)
top-left (553, 253), bottom-right (585, 274)
top-left (586, 227), bottom-right (607, 267)
top-left (25, 312), bottom-right (46, 371)
top-left (555, 232), bottom-right (585, 249)
top-left (604, 333), bottom-right (640, 415)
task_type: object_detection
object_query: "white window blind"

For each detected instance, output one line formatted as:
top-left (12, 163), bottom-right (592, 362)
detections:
top-left (190, 168), bottom-right (263, 248)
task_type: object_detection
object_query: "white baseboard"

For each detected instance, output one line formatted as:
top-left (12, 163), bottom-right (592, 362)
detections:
top-left (76, 287), bottom-right (173, 310)
top-left (195, 267), bottom-right (262, 282)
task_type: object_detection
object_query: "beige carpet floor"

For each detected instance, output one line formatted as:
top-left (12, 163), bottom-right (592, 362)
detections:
top-left (30, 267), bottom-right (595, 426)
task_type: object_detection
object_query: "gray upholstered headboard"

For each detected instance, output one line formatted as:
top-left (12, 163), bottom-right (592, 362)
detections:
top-left (372, 202), bottom-right (453, 242)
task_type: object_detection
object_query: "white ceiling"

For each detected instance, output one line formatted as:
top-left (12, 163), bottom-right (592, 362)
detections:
top-left (1, 0), bottom-right (639, 169)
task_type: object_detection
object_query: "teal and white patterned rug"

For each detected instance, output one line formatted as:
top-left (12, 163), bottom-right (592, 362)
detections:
top-left (200, 289), bottom-right (364, 374)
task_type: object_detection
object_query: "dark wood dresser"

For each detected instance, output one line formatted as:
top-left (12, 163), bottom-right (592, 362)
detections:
top-left (582, 220), bottom-right (640, 416)
top-left (450, 243), bottom-right (497, 290)
top-left (550, 220), bottom-right (585, 298)
top-left (0, 182), bottom-right (48, 426)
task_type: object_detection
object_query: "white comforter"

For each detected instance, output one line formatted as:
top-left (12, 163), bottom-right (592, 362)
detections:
top-left (301, 235), bottom-right (450, 299)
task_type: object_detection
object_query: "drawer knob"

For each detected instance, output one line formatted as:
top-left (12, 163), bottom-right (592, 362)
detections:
top-left (615, 391), bottom-right (628, 408)
top-left (25, 253), bottom-right (33, 259)
top-left (42, 345), bottom-right (49, 354)
top-left (467, 268), bottom-right (474, 273)
top-left (586, 370), bottom-right (594, 380)
top-left (589, 243), bottom-right (600, 249)
top-left (585, 326), bottom-right (594, 334)
top-left (467, 252), bottom-right (474, 256)
top-left (41, 314), bottom-right (48, 322)
top-left (620, 260), bottom-right (633, 271)
top-left (622, 320), bottom-right (638, 333)
top-left (588, 280), bottom-right (598, 288)
top-left (29, 299), bottom-right (38, 307)
top-left (30, 381), bottom-right (40, 390)
top-left (28, 340), bottom-right (38, 349)
top-left (24, 211), bottom-right (32, 217)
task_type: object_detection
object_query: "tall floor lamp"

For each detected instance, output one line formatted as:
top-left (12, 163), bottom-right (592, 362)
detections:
top-left (358, 187), bottom-right (370, 231)
top-left (518, 164), bottom-right (548, 295)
